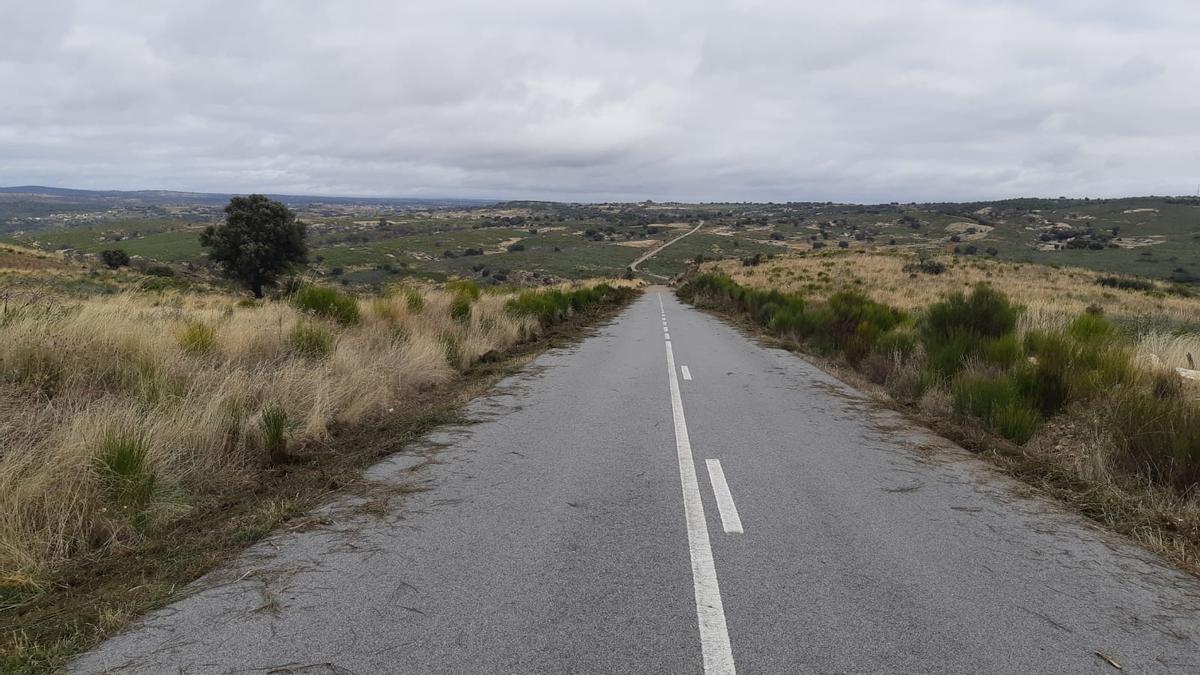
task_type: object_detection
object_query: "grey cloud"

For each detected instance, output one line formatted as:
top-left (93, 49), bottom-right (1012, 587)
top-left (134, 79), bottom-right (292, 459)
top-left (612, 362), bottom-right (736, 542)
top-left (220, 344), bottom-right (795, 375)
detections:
top-left (1, 0), bottom-right (1198, 202)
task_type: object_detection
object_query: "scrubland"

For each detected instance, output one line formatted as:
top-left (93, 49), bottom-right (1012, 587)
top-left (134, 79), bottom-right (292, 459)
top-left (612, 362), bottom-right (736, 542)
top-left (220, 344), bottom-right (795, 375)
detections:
top-left (685, 251), bottom-right (1200, 567)
top-left (1, 276), bottom-right (635, 669)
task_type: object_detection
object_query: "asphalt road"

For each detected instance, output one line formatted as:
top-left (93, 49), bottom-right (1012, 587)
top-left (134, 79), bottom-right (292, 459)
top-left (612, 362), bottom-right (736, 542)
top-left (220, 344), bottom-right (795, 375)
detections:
top-left (73, 289), bottom-right (1200, 673)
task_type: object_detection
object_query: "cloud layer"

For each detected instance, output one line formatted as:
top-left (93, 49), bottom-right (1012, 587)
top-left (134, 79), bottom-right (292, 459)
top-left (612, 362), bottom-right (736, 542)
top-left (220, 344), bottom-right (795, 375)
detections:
top-left (2, 0), bottom-right (1198, 201)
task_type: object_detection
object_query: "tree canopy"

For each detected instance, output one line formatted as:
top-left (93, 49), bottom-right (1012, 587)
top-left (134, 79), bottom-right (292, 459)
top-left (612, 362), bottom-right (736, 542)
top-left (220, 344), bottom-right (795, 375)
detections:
top-left (200, 195), bottom-right (308, 297)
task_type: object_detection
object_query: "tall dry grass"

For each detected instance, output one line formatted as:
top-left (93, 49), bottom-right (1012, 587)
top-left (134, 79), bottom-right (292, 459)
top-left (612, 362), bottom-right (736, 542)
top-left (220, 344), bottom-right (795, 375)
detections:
top-left (715, 251), bottom-right (1200, 375)
top-left (0, 281), bottom-right (623, 577)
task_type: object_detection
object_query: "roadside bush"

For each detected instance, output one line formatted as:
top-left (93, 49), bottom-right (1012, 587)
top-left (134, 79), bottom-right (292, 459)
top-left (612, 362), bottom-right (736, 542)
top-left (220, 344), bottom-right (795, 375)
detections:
top-left (922, 284), bottom-right (1021, 376)
top-left (873, 326), bottom-right (919, 359)
top-left (288, 323), bottom-right (334, 359)
top-left (982, 333), bottom-right (1023, 368)
top-left (924, 283), bottom-right (1020, 345)
top-left (292, 285), bottom-right (361, 325)
top-left (506, 284), bottom-right (633, 328)
top-left (953, 372), bottom-right (1041, 444)
top-left (828, 291), bottom-right (906, 362)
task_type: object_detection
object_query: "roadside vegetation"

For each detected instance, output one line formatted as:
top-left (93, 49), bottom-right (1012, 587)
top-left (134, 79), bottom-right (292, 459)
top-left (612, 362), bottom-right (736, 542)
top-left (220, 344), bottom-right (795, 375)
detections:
top-left (678, 251), bottom-right (1200, 569)
top-left (0, 272), bottom-right (636, 671)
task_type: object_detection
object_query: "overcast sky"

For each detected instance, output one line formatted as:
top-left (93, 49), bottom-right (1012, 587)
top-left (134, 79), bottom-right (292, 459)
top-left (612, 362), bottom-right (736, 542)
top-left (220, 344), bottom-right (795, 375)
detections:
top-left (2, 1), bottom-right (1199, 202)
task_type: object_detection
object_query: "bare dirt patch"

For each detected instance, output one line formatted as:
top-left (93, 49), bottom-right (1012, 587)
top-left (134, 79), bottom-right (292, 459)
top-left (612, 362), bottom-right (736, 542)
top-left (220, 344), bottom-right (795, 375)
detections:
top-left (484, 237), bottom-right (523, 254)
top-left (614, 239), bottom-right (660, 249)
top-left (944, 222), bottom-right (994, 240)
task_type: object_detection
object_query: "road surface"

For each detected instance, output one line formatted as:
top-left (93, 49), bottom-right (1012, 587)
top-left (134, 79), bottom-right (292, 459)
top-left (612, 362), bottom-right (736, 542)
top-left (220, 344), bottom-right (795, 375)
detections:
top-left (74, 289), bottom-right (1200, 673)
top-left (629, 222), bottom-right (703, 279)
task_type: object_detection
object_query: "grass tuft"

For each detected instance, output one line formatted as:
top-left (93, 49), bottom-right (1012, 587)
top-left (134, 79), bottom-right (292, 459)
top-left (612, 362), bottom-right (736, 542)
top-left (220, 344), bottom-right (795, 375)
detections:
top-left (292, 285), bottom-right (361, 325)
top-left (176, 321), bottom-right (218, 355)
top-left (94, 430), bottom-right (156, 511)
top-left (287, 323), bottom-right (334, 359)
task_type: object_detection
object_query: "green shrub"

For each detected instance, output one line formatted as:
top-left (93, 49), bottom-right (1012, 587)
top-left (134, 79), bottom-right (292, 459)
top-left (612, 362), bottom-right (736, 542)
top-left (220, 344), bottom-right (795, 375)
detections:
top-left (924, 284), bottom-right (1019, 342)
top-left (94, 430), bottom-right (156, 510)
top-left (989, 401), bottom-right (1042, 445)
top-left (925, 330), bottom-right (977, 379)
top-left (874, 326), bottom-right (919, 359)
top-left (445, 279), bottom-right (481, 301)
top-left (288, 323), bottom-right (334, 359)
top-left (922, 284), bottom-right (1021, 376)
top-left (953, 372), bottom-right (1041, 444)
top-left (823, 291), bottom-right (906, 362)
top-left (450, 295), bottom-right (472, 323)
top-left (177, 320), bottom-right (218, 355)
top-left (1068, 312), bottom-right (1118, 342)
top-left (982, 333), bottom-right (1023, 367)
top-left (292, 285), bottom-right (361, 325)
top-left (506, 284), bottom-right (632, 327)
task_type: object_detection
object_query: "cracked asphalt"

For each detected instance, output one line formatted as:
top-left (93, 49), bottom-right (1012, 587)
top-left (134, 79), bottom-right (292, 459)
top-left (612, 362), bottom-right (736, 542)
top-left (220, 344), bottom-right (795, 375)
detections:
top-left (72, 290), bottom-right (1200, 673)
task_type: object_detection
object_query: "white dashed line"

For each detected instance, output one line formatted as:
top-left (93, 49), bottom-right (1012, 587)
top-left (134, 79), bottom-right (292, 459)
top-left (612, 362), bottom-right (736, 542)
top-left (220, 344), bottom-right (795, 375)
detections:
top-left (663, 340), bottom-right (736, 674)
top-left (705, 460), bottom-right (744, 535)
top-left (681, 365), bottom-right (692, 380)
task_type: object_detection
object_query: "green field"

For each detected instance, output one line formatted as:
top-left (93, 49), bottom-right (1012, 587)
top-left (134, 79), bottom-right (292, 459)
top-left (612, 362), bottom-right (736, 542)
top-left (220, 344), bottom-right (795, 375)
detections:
top-left (5, 196), bottom-right (1198, 287)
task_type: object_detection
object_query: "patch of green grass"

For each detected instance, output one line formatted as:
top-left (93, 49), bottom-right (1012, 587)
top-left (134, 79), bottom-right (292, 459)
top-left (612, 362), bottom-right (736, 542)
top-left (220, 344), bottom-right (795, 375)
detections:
top-left (292, 285), bottom-right (360, 325)
top-left (952, 373), bottom-right (1041, 444)
top-left (444, 278), bottom-right (480, 300)
top-left (94, 430), bottom-right (156, 511)
top-left (405, 289), bottom-right (424, 313)
top-left (176, 321), bottom-right (217, 355)
top-left (260, 406), bottom-right (293, 464)
top-left (450, 295), bottom-right (471, 323)
top-left (287, 323), bottom-right (334, 359)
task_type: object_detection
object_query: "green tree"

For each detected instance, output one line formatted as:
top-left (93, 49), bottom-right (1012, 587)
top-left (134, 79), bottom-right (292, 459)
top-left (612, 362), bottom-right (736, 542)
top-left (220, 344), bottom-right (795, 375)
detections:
top-left (200, 195), bottom-right (308, 297)
top-left (99, 249), bottom-right (130, 269)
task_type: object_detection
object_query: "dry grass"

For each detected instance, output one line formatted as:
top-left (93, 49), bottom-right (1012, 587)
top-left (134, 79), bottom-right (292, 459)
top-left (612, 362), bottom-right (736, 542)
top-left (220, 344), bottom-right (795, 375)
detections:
top-left (0, 280), bottom-right (631, 579)
top-left (715, 250), bottom-right (1200, 373)
top-left (716, 250), bottom-right (1200, 321)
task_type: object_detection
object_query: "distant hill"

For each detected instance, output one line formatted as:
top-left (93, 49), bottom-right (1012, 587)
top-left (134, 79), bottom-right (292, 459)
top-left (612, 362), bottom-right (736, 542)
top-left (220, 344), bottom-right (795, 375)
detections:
top-left (0, 186), bottom-right (496, 226)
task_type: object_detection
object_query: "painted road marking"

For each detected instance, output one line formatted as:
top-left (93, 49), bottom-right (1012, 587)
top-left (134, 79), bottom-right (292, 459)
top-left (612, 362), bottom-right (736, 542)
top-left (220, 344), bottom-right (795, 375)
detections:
top-left (664, 326), bottom-right (669, 333)
top-left (665, 333), bottom-right (671, 341)
top-left (682, 365), bottom-right (692, 380)
top-left (659, 293), bottom-right (665, 313)
top-left (664, 340), bottom-right (736, 674)
top-left (705, 460), bottom-right (744, 534)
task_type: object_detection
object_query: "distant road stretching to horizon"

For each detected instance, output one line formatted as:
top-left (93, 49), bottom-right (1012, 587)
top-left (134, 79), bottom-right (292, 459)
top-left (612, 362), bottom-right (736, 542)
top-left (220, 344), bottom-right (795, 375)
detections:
top-left (73, 290), bottom-right (1200, 674)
